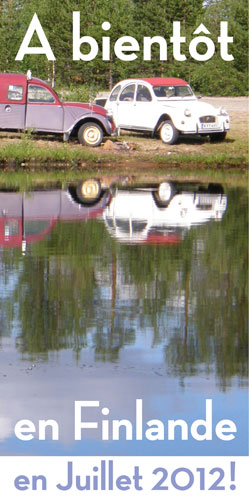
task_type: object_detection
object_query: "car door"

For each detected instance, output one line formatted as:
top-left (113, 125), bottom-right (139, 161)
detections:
top-left (25, 84), bottom-right (64, 132)
top-left (116, 84), bottom-right (156, 131)
top-left (116, 84), bottom-right (136, 128)
top-left (132, 84), bottom-right (157, 130)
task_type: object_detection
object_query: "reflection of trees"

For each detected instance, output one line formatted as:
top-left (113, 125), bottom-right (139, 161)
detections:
top-left (0, 248), bottom-right (22, 340)
top-left (164, 188), bottom-right (248, 387)
top-left (0, 188), bottom-right (247, 386)
top-left (194, 188), bottom-right (248, 384)
top-left (1, 220), bottom-right (137, 361)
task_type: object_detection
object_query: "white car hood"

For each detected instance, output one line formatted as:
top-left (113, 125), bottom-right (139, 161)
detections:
top-left (160, 99), bottom-right (220, 116)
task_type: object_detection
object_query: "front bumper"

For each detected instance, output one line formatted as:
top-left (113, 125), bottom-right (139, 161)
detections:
top-left (197, 119), bottom-right (230, 134)
top-left (176, 115), bottom-right (230, 135)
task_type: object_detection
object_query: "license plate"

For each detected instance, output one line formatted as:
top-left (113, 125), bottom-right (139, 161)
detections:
top-left (198, 196), bottom-right (214, 205)
top-left (200, 123), bottom-right (217, 129)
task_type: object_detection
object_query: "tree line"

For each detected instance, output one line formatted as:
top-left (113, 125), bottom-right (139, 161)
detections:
top-left (0, 0), bottom-right (247, 95)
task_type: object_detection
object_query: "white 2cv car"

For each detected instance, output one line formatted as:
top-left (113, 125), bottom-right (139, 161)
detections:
top-left (104, 77), bottom-right (230, 144)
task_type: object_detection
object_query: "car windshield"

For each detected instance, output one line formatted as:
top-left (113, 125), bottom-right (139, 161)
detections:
top-left (153, 85), bottom-right (193, 98)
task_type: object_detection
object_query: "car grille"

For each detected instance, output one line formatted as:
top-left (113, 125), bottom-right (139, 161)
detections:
top-left (199, 116), bottom-right (216, 123)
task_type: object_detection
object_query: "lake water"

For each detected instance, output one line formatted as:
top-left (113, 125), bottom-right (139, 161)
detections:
top-left (0, 179), bottom-right (247, 456)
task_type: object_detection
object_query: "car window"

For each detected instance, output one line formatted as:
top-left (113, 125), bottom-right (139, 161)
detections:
top-left (7, 85), bottom-right (24, 101)
top-left (153, 86), bottom-right (169, 97)
top-left (136, 85), bottom-right (152, 102)
top-left (109, 85), bottom-right (121, 102)
top-left (153, 85), bottom-right (193, 98)
top-left (4, 220), bottom-right (19, 237)
top-left (119, 84), bottom-right (135, 102)
top-left (25, 221), bottom-right (52, 235)
top-left (175, 86), bottom-right (193, 97)
top-left (28, 85), bottom-right (55, 103)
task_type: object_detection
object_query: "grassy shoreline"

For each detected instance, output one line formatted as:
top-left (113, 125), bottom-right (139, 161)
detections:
top-left (0, 157), bottom-right (247, 192)
top-left (0, 132), bottom-right (247, 165)
top-left (0, 134), bottom-right (247, 164)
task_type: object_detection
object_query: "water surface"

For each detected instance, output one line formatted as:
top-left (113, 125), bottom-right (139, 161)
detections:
top-left (0, 180), bottom-right (247, 456)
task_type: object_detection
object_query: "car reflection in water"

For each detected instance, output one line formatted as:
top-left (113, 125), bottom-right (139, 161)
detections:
top-left (0, 182), bottom-right (110, 251)
top-left (102, 181), bottom-right (227, 244)
top-left (0, 180), bottom-right (227, 250)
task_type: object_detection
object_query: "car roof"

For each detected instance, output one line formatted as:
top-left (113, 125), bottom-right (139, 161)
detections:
top-left (0, 73), bottom-right (51, 87)
top-left (115, 77), bottom-right (189, 87)
top-left (139, 78), bottom-right (188, 86)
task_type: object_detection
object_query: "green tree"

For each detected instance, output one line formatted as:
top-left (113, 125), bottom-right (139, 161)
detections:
top-left (0, 0), bottom-right (247, 94)
top-left (192, 0), bottom-right (248, 95)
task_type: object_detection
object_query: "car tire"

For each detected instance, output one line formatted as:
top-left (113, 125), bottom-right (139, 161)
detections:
top-left (207, 183), bottom-right (224, 194)
top-left (78, 122), bottom-right (103, 147)
top-left (209, 132), bottom-right (227, 142)
top-left (153, 182), bottom-right (175, 207)
top-left (160, 120), bottom-right (179, 145)
top-left (76, 179), bottom-right (102, 204)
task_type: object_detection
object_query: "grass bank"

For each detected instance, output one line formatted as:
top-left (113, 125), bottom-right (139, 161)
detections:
top-left (0, 157), bottom-right (247, 192)
top-left (0, 132), bottom-right (247, 168)
top-left (0, 97), bottom-right (247, 187)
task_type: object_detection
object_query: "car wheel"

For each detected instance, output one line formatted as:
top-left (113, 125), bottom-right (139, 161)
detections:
top-left (209, 132), bottom-right (227, 142)
top-left (158, 182), bottom-right (174, 202)
top-left (207, 183), bottom-right (224, 194)
top-left (160, 121), bottom-right (179, 145)
top-left (153, 182), bottom-right (175, 207)
top-left (76, 179), bottom-right (102, 204)
top-left (78, 122), bottom-right (103, 147)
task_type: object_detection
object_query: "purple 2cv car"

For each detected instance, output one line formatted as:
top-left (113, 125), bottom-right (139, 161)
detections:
top-left (0, 71), bottom-right (114, 147)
